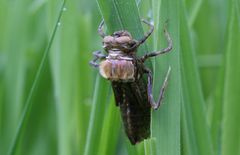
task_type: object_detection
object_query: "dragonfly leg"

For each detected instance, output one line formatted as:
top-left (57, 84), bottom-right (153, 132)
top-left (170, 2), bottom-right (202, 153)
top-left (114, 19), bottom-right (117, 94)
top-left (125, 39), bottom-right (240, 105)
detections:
top-left (145, 66), bottom-right (171, 110)
top-left (141, 21), bottom-right (172, 62)
top-left (89, 51), bottom-right (106, 68)
top-left (98, 20), bottom-right (106, 38)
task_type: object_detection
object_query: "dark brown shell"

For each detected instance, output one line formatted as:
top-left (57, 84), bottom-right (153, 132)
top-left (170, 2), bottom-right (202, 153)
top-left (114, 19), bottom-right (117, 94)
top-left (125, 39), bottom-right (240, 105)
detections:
top-left (111, 63), bottom-right (151, 144)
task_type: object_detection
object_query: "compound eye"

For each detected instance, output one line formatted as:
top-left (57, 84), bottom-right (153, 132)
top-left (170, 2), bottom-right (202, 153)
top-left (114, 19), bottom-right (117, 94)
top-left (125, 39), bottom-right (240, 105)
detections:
top-left (113, 32), bottom-right (121, 37)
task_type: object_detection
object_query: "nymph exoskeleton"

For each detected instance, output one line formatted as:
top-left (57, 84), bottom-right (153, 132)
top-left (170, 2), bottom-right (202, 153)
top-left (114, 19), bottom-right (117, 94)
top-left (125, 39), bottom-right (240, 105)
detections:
top-left (90, 19), bottom-right (172, 145)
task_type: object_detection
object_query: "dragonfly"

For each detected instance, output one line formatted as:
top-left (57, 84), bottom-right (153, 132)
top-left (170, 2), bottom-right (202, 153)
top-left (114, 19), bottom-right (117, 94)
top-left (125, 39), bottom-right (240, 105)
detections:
top-left (90, 19), bottom-right (172, 145)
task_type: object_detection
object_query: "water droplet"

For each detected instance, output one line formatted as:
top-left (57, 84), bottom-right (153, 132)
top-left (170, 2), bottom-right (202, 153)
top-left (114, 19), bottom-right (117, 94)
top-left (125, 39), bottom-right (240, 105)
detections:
top-left (57, 22), bottom-right (61, 26)
top-left (63, 7), bottom-right (67, 11)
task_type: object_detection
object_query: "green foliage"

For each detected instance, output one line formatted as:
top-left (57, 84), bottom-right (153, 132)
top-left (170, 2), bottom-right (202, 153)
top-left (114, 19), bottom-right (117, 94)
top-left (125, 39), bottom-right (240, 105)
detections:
top-left (222, 0), bottom-right (240, 154)
top-left (180, 0), bottom-right (213, 154)
top-left (0, 0), bottom-right (239, 155)
top-left (151, 0), bottom-right (180, 155)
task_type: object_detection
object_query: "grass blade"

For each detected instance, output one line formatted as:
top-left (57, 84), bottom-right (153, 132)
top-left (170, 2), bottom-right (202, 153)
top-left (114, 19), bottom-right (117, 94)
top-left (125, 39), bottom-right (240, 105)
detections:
top-left (189, 0), bottom-right (203, 27)
top-left (84, 0), bottom-right (149, 154)
top-left (151, 0), bottom-right (181, 154)
top-left (49, 2), bottom-right (94, 154)
top-left (144, 138), bottom-right (156, 155)
top-left (7, 1), bottom-right (66, 154)
top-left (221, 0), bottom-right (240, 154)
top-left (83, 75), bottom-right (110, 155)
top-left (98, 96), bottom-right (121, 155)
top-left (180, 0), bottom-right (213, 154)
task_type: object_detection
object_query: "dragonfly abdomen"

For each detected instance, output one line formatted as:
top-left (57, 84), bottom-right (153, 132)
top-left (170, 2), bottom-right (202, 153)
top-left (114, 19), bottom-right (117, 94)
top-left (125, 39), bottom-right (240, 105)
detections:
top-left (117, 81), bottom-right (151, 145)
top-left (120, 100), bottom-right (151, 144)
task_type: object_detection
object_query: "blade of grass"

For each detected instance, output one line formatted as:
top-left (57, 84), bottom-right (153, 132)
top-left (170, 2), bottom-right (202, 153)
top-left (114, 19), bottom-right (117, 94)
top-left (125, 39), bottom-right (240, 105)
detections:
top-left (125, 139), bottom-right (145, 155)
top-left (181, 92), bottom-right (198, 155)
top-left (74, 14), bottom-right (93, 154)
top-left (83, 76), bottom-right (110, 155)
top-left (49, 1), bottom-right (94, 154)
top-left (144, 138), bottom-right (156, 155)
top-left (151, 0), bottom-right (181, 154)
top-left (221, 0), bottom-right (240, 154)
top-left (83, 0), bottom-right (150, 154)
top-left (1, 0), bottom-right (28, 153)
top-left (189, 0), bottom-right (203, 27)
top-left (207, 46), bottom-right (226, 154)
top-left (180, 0), bottom-right (213, 155)
top-left (7, 1), bottom-right (66, 154)
top-left (207, 71), bottom-right (224, 155)
top-left (192, 0), bottom-right (227, 98)
top-left (98, 96), bottom-right (121, 155)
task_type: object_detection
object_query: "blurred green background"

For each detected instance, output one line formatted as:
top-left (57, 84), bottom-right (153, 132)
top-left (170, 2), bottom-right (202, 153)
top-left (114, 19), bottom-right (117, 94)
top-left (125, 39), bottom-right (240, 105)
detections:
top-left (0, 0), bottom-right (239, 155)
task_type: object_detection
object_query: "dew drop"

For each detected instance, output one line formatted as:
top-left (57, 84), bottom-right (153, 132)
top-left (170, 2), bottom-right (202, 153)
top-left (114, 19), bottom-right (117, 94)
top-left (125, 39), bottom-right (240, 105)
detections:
top-left (57, 22), bottom-right (61, 26)
top-left (63, 7), bottom-right (67, 11)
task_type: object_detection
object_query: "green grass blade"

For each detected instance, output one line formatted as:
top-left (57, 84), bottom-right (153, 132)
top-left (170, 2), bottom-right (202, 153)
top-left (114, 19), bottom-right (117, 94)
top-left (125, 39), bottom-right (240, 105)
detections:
top-left (83, 76), bottom-right (110, 155)
top-left (189, 0), bottom-right (203, 27)
top-left (144, 138), bottom-right (156, 155)
top-left (207, 56), bottom-right (225, 154)
top-left (49, 1), bottom-right (93, 154)
top-left (74, 14), bottom-right (93, 154)
top-left (181, 93), bottom-right (198, 155)
top-left (84, 0), bottom-right (149, 154)
top-left (180, 0), bottom-right (213, 155)
top-left (221, 0), bottom-right (240, 154)
top-left (151, 0), bottom-right (181, 154)
top-left (7, 1), bottom-right (66, 154)
top-left (1, 0), bottom-right (28, 153)
top-left (98, 96), bottom-right (121, 155)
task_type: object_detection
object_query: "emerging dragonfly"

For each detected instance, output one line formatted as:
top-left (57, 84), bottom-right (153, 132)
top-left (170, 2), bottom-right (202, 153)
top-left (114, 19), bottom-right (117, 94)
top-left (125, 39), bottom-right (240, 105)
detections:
top-left (90, 19), bottom-right (172, 145)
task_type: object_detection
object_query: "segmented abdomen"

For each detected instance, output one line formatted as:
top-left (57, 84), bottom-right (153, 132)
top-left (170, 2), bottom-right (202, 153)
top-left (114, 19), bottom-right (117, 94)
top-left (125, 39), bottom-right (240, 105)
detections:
top-left (112, 78), bottom-right (151, 144)
top-left (99, 59), bottom-right (135, 81)
top-left (120, 100), bottom-right (150, 144)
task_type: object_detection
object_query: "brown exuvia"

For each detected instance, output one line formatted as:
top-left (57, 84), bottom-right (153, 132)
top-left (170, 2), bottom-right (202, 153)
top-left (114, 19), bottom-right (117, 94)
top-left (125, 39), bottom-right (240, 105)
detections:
top-left (90, 19), bottom-right (173, 145)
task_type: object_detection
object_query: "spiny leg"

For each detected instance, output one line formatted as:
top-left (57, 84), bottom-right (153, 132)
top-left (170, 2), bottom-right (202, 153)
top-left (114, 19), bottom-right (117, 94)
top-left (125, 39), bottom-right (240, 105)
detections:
top-left (89, 57), bottom-right (99, 68)
top-left (145, 67), bottom-right (171, 110)
top-left (89, 51), bottom-right (106, 68)
top-left (98, 20), bottom-right (106, 38)
top-left (136, 19), bottom-right (154, 45)
top-left (93, 50), bottom-right (106, 58)
top-left (141, 22), bottom-right (173, 62)
top-left (130, 19), bottom-right (154, 50)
